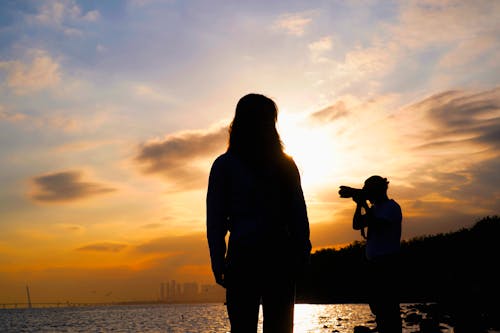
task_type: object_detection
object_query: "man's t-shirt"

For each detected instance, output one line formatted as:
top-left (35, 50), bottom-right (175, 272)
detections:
top-left (366, 199), bottom-right (402, 260)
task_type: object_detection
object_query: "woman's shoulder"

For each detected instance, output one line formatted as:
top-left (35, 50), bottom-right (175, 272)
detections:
top-left (211, 152), bottom-right (229, 166)
top-left (210, 151), bottom-right (237, 170)
top-left (213, 151), bottom-right (229, 162)
top-left (280, 153), bottom-right (299, 171)
top-left (283, 153), bottom-right (297, 166)
top-left (278, 153), bottom-right (301, 182)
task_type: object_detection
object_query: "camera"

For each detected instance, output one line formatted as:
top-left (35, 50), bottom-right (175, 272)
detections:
top-left (338, 186), bottom-right (364, 199)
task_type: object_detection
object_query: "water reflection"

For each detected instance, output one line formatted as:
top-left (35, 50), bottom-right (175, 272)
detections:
top-left (0, 303), bottom-right (456, 333)
top-left (293, 304), bottom-right (376, 333)
top-left (261, 303), bottom-right (453, 333)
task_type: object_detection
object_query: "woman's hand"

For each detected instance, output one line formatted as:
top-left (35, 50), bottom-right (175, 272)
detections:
top-left (215, 273), bottom-right (226, 288)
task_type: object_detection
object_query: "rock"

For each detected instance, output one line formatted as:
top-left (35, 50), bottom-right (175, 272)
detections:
top-left (419, 318), bottom-right (442, 333)
top-left (353, 326), bottom-right (372, 333)
top-left (405, 312), bottom-right (422, 325)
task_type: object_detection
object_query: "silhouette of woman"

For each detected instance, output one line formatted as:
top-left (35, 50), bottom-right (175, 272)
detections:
top-left (207, 93), bottom-right (311, 333)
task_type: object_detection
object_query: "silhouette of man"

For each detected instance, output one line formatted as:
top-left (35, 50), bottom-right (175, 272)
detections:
top-left (207, 93), bottom-right (311, 333)
top-left (351, 175), bottom-right (402, 333)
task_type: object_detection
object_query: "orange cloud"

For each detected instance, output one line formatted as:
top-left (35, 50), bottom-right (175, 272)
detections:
top-left (410, 87), bottom-right (500, 150)
top-left (0, 50), bottom-right (61, 94)
top-left (76, 242), bottom-right (128, 253)
top-left (135, 127), bottom-right (227, 190)
top-left (141, 223), bottom-right (163, 229)
top-left (388, 88), bottom-right (500, 236)
top-left (30, 170), bottom-right (116, 203)
top-left (310, 101), bottom-right (349, 123)
top-left (273, 12), bottom-right (313, 36)
top-left (135, 233), bottom-right (206, 256)
top-left (305, 87), bottom-right (499, 244)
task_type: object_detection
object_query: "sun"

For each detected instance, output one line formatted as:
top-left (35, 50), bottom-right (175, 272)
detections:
top-left (278, 112), bottom-right (338, 189)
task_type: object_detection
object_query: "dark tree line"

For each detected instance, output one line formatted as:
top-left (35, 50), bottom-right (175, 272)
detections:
top-left (296, 216), bottom-right (500, 327)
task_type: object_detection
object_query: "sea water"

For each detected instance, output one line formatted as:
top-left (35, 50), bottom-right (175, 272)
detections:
top-left (0, 303), bottom-right (452, 333)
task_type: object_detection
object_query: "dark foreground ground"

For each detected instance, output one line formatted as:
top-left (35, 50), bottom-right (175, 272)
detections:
top-left (298, 216), bottom-right (500, 332)
top-left (346, 302), bottom-right (500, 333)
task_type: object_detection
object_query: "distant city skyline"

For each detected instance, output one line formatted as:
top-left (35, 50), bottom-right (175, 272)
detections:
top-left (159, 280), bottom-right (225, 303)
top-left (0, 280), bottom-right (225, 308)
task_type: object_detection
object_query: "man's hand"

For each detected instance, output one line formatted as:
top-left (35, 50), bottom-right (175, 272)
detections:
top-left (352, 192), bottom-right (365, 205)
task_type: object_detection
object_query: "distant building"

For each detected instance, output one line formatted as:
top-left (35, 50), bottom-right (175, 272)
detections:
top-left (159, 279), bottom-right (225, 303)
top-left (200, 284), bottom-right (225, 303)
top-left (170, 280), bottom-right (176, 300)
top-left (183, 282), bottom-right (199, 301)
top-left (160, 283), bottom-right (166, 301)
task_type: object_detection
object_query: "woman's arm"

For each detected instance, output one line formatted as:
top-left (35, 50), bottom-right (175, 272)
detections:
top-left (206, 156), bottom-right (229, 287)
top-left (289, 160), bottom-right (312, 265)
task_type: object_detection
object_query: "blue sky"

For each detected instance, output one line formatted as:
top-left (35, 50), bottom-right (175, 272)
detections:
top-left (0, 0), bottom-right (499, 302)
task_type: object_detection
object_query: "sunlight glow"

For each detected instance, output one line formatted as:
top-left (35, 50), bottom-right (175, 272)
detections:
top-left (278, 112), bottom-right (338, 189)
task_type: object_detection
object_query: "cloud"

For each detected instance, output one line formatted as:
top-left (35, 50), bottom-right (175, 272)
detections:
top-left (23, 0), bottom-right (100, 39)
top-left (309, 36), bottom-right (333, 63)
top-left (133, 232), bottom-right (210, 280)
top-left (391, 1), bottom-right (499, 49)
top-left (76, 242), bottom-right (128, 252)
top-left (32, 0), bottom-right (71, 25)
top-left (141, 223), bottom-right (163, 229)
top-left (340, 43), bottom-right (398, 79)
top-left (410, 87), bottom-right (500, 150)
top-left (438, 35), bottom-right (497, 69)
top-left (63, 27), bottom-right (83, 37)
top-left (133, 233), bottom-right (210, 279)
top-left (0, 50), bottom-right (61, 94)
top-left (128, 0), bottom-right (174, 8)
top-left (389, 87), bottom-right (500, 235)
top-left (135, 127), bottom-right (227, 190)
top-left (307, 95), bottom-right (397, 126)
top-left (272, 12), bottom-right (313, 36)
top-left (314, 1), bottom-right (499, 94)
top-left (304, 87), bottom-right (499, 244)
top-left (0, 105), bottom-right (27, 122)
top-left (0, 108), bottom-right (106, 132)
top-left (82, 10), bottom-right (100, 22)
top-left (0, 232), bottom-right (214, 302)
top-left (56, 223), bottom-right (85, 233)
top-left (30, 0), bottom-right (100, 26)
top-left (51, 139), bottom-right (120, 154)
top-left (96, 44), bottom-right (107, 53)
top-left (30, 171), bottom-right (116, 203)
top-left (135, 233), bottom-right (206, 255)
top-left (310, 101), bottom-right (349, 123)
top-left (133, 84), bottom-right (177, 104)
top-left (380, 88), bottom-right (500, 181)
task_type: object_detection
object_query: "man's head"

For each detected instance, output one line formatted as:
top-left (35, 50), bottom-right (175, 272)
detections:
top-left (363, 175), bottom-right (389, 203)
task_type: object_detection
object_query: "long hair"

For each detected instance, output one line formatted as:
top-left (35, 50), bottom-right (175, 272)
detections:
top-left (228, 93), bottom-right (285, 164)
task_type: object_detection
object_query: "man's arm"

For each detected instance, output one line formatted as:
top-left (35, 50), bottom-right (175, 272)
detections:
top-left (352, 194), bottom-right (370, 230)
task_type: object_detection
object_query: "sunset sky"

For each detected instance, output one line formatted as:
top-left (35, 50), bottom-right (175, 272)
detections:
top-left (0, 0), bottom-right (499, 303)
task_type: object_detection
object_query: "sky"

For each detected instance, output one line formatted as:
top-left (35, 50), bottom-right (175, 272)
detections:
top-left (0, 0), bottom-right (499, 303)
